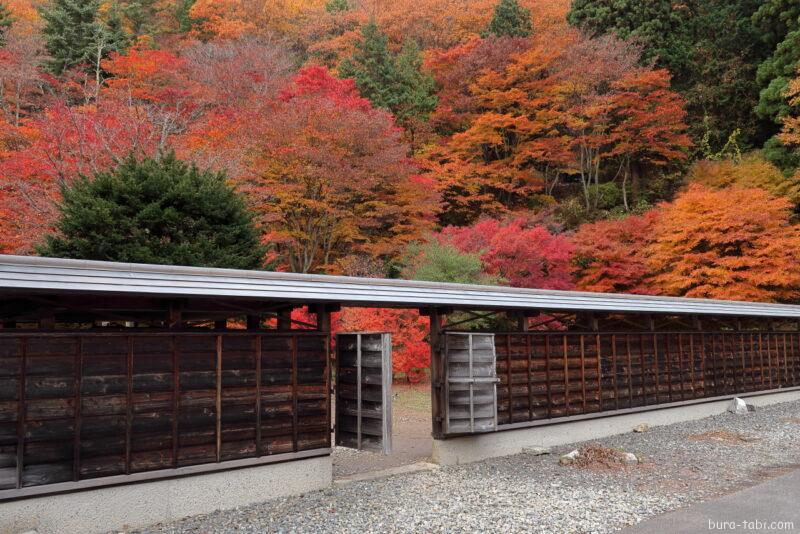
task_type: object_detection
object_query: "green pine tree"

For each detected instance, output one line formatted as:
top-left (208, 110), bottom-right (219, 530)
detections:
top-left (120, 0), bottom-right (161, 38)
top-left (39, 0), bottom-right (127, 74)
top-left (394, 39), bottom-right (438, 124)
top-left (339, 23), bottom-right (398, 108)
top-left (339, 23), bottom-right (437, 128)
top-left (325, 0), bottom-right (348, 13)
top-left (39, 153), bottom-right (267, 269)
top-left (755, 27), bottom-right (800, 124)
top-left (569, 0), bottom-right (771, 153)
top-left (173, 0), bottom-right (196, 33)
top-left (102, 3), bottom-right (131, 52)
top-left (482, 0), bottom-right (532, 38)
top-left (0, 1), bottom-right (14, 47)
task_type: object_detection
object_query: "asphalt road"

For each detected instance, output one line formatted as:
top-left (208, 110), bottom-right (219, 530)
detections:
top-left (623, 468), bottom-right (800, 533)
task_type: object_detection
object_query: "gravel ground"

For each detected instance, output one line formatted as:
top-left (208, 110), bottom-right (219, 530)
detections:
top-left (130, 399), bottom-right (800, 534)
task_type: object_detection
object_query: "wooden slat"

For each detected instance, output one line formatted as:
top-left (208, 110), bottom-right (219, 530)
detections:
top-left (125, 336), bottom-right (132, 475)
top-left (544, 336), bottom-right (552, 418)
top-left (356, 334), bottom-right (362, 449)
top-left (73, 336), bottom-right (82, 481)
top-left (526, 334), bottom-right (533, 420)
top-left (215, 335), bottom-right (222, 463)
top-left (255, 335), bottom-right (262, 456)
top-left (595, 334), bottom-right (602, 412)
top-left (626, 335), bottom-right (633, 407)
top-left (506, 335), bottom-right (512, 423)
top-left (652, 334), bottom-right (660, 403)
top-left (172, 335), bottom-right (179, 468)
top-left (292, 336), bottom-right (298, 452)
top-left (611, 334), bottom-right (619, 410)
top-left (562, 336), bottom-right (569, 413)
top-left (16, 338), bottom-right (26, 489)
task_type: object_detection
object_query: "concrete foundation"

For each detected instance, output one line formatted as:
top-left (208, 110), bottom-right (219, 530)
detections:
top-left (432, 389), bottom-right (800, 465)
top-left (0, 454), bottom-right (332, 534)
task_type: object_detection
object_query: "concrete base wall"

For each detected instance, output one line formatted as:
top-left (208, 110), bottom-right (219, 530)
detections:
top-left (0, 455), bottom-right (332, 534)
top-left (433, 389), bottom-right (800, 466)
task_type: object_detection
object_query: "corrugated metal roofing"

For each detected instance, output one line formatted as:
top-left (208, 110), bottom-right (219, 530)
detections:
top-left (0, 254), bottom-right (799, 318)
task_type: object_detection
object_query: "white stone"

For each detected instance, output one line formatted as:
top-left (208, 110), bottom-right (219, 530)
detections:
top-left (633, 423), bottom-right (650, 433)
top-left (559, 449), bottom-right (580, 465)
top-left (621, 452), bottom-right (639, 466)
top-left (728, 397), bottom-right (749, 415)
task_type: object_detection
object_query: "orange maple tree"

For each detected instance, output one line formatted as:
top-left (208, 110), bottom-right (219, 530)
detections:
top-left (425, 27), bottom-right (690, 224)
top-left (236, 66), bottom-right (437, 273)
top-left (335, 307), bottom-right (430, 380)
top-left (647, 184), bottom-right (800, 302)
top-left (572, 211), bottom-right (659, 294)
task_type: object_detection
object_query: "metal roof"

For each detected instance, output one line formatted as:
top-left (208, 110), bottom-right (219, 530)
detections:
top-left (0, 254), bottom-right (799, 318)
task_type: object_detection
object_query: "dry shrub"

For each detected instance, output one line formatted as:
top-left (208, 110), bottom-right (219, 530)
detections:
top-left (689, 430), bottom-right (760, 444)
top-left (571, 444), bottom-right (632, 470)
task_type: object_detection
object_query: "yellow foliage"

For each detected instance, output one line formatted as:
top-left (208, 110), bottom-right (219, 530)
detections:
top-left (189, 0), bottom-right (325, 39)
top-left (779, 66), bottom-right (800, 148)
top-left (6, 0), bottom-right (39, 23)
top-left (687, 153), bottom-right (800, 206)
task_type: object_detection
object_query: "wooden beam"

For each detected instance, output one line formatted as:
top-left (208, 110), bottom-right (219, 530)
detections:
top-left (419, 307), bottom-right (453, 316)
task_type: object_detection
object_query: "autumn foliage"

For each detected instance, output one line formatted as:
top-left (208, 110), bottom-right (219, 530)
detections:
top-left (572, 211), bottom-right (659, 294)
top-left (2, 0), bottom-right (800, 350)
top-left (442, 218), bottom-right (575, 290)
top-left (648, 185), bottom-right (800, 302)
top-left (335, 308), bottom-right (430, 380)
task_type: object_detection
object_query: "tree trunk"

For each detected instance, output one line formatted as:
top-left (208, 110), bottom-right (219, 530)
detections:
top-left (630, 160), bottom-right (642, 205)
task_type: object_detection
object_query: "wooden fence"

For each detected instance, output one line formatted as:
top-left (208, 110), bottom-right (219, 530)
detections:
top-left (0, 331), bottom-right (329, 494)
top-left (495, 331), bottom-right (800, 425)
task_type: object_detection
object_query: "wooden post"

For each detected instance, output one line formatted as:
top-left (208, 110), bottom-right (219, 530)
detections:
top-left (316, 308), bottom-right (330, 332)
top-left (428, 308), bottom-right (446, 439)
top-left (277, 308), bottom-right (293, 331)
top-left (40, 312), bottom-right (55, 329)
top-left (246, 315), bottom-right (260, 330)
top-left (516, 312), bottom-right (529, 332)
top-left (167, 302), bottom-right (182, 330)
top-left (313, 304), bottom-right (338, 332)
top-left (215, 335), bottom-right (222, 462)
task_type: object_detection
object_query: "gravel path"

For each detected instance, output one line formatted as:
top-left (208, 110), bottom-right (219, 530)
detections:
top-left (131, 400), bottom-right (800, 534)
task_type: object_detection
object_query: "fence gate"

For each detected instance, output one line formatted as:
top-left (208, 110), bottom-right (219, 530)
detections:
top-left (443, 332), bottom-right (499, 435)
top-left (335, 333), bottom-right (393, 454)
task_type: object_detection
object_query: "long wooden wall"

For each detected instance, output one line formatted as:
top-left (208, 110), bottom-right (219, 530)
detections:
top-left (495, 331), bottom-right (800, 425)
top-left (0, 331), bottom-right (329, 493)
